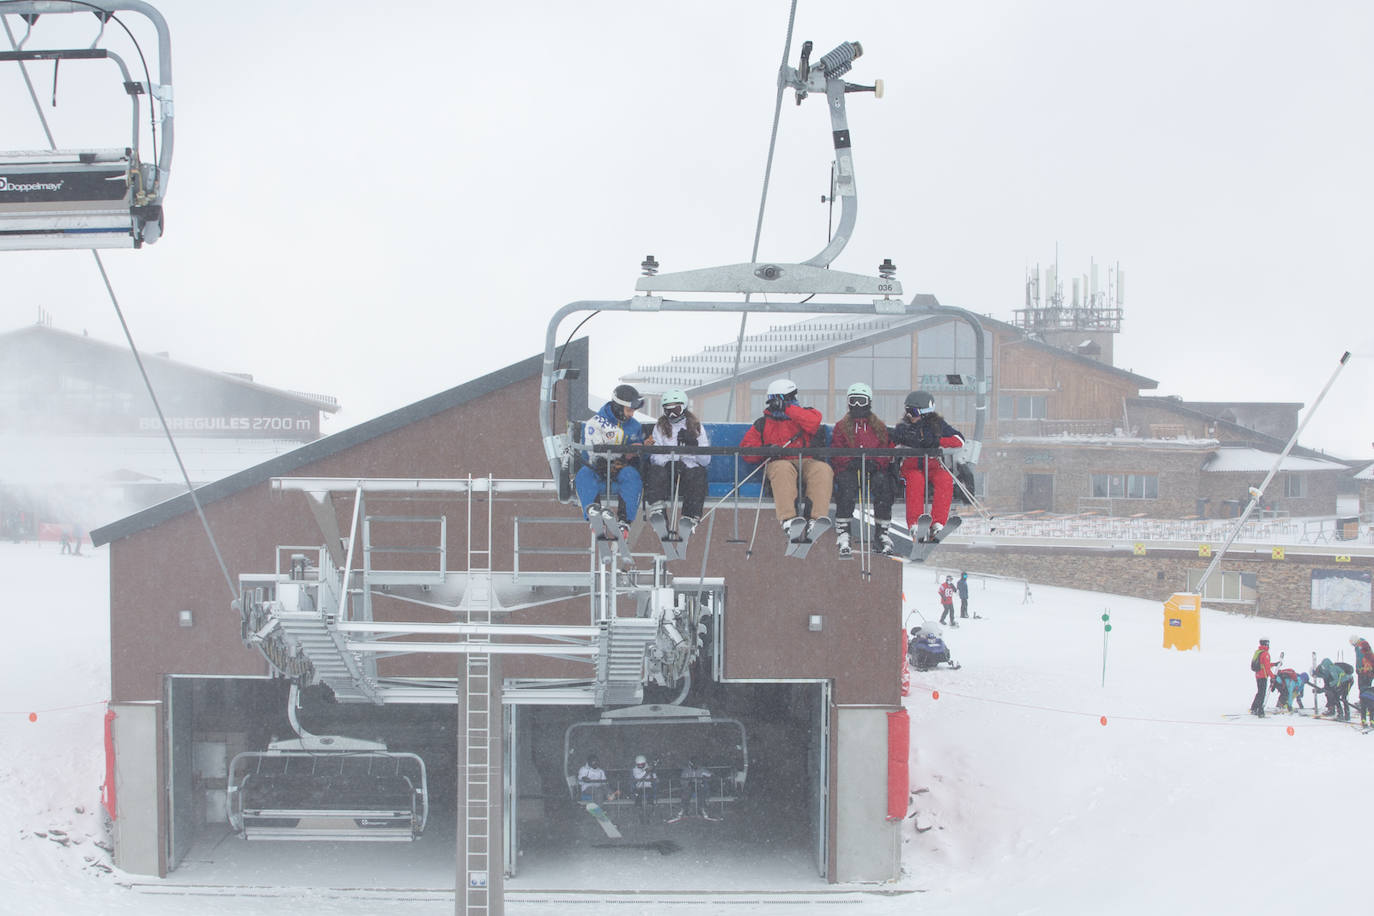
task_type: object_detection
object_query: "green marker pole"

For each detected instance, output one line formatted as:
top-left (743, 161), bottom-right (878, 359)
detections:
top-left (1101, 612), bottom-right (1112, 687)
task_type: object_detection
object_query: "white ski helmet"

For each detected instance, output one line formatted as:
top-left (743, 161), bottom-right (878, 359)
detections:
top-left (635, 754), bottom-right (648, 766)
top-left (766, 378), bottom-right (798, 398)
top-left (661, 389), bottom-right (688, 413)
top-left (846, 381), bottom-right (873, 403)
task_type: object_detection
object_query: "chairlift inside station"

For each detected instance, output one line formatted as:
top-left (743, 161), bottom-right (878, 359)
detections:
top-left (0, 0), bottom-right (174, 249)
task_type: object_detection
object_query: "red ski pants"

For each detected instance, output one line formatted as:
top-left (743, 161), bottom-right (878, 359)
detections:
top-left (902, 456), bottom-right (953, 527)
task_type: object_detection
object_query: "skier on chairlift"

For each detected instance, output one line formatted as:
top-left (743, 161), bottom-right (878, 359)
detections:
top-left (644, 388), bottom-right (710, 548)
top-left (830, 382), bottom-right (896, 557)
top-left (577, 385), bottom-right (646, 541)
top-left (740, 378), bottom-right (833, 551)
top-left (891, 390), bottom-right (965, 543)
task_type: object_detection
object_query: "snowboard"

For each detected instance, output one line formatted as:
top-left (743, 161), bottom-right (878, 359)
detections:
top-left (785, 517), bottom-right (831, 559)
top-left (585, 802), bottom-right (622, 838)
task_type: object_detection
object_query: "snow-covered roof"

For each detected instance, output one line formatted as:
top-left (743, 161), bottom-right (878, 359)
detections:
top-left (999, 435), bottom-right (1218, 449)
top-left (1356, 462), bottom-right (1374, 481)
top-left (1204, 448), bottom-right (1348, 473)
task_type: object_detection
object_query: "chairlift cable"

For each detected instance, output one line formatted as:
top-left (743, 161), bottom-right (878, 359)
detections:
top-left (725, 0), bottom-right (798, 420)
top-left (5, 6), bottom-right (234, 601)
top-left (92, 250), bottom-right (239, 602)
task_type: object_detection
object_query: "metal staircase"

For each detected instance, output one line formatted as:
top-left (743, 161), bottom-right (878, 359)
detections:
top-left (597, 618), bottom-right (659, 706)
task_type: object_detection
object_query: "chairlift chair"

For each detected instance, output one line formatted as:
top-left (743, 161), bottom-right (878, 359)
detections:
top-left (0, 1), bottom-right (174, 249)
top-left (563, 704), bottom-right (748, 813)
top-left (226, 685), bottom-right (430, 842)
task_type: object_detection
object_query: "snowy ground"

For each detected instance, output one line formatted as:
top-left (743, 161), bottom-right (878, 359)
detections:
top-left (1, 539), bottom-right (1368, 915)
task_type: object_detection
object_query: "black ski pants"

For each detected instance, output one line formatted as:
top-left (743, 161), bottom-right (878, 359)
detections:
top-left (1250, 676), bottom-right (1268, 716)
top-left (939, 601), bottom-right (956, 626)
top-left (833, 464), bottom-right (893, 522)
top-left (644, 462), bottom-right (708, 519)
top-left (1325, 683), bottom-right (1351, 720)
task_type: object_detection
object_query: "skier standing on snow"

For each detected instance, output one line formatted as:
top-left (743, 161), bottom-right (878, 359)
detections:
top-left (643, 389), bottom-right (710, 537)
top-left (576, 385), bottom-right (646, 537)
top-left (739, 379), bottom-right (833, 545)
top-left (938, 576), bottom-right (958, 627)
top-left (1314, 657), bottom-right (1353, 721)
top-left (1350, 634), bottom-right (1373, 693)
top-left (957, 571), bottom-right (970, 619)
top-left (829, 382), bottom-right (896, 557)
top-left (1270, 668), bottom-right (1303, 712)
top-left (1249, 638), bottom-right (1275, 717)
top-left (890, 391), bottom-right (965, 541)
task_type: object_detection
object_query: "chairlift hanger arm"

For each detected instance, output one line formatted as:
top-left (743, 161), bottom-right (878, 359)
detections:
top-left (781, 40), bottom-right (880, 269)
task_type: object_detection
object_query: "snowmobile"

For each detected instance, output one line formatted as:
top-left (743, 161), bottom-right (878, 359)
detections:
top-left (907, 626), bottom-right (959, 671)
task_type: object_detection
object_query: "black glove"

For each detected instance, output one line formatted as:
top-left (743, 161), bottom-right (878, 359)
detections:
top-left (593, 457), bottom-right (610, 477)
top-left (766, 394), bottom-right (786, 413)
top-left (677, 428), bottom-right (698, 447)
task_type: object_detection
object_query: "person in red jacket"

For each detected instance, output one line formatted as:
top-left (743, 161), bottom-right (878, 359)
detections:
top-left (890, 390), bottom-right (965, 539)
top-left (937, 576), bottom-right (958, 627)
top-left (830, 382), bottom-right (896, 557)
top-left (740, 378), bottom-right (833, 540)
top-left (1249, 638), bottom-right (1275, 717)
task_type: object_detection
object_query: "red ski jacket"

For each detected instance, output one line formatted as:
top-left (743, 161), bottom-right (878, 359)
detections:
top-left (830, 416), bottom-right (892, 472)
top-left (740, 404), bottom-right (824, 462)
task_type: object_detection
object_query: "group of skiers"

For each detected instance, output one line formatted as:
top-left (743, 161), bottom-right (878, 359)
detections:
top-left (576, 753), bottom-right (714, 821)
top-left (576, 379), bottom-right (966, 558)
top-left (1249, 633), bottom-right (1374, 726)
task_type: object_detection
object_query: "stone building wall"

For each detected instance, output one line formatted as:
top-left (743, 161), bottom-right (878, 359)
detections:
top-left (935, 543), bottom-right (1374, 625)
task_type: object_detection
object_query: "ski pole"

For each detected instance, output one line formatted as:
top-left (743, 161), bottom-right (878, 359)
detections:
top-left (745, 462), bottom-right (768, 558)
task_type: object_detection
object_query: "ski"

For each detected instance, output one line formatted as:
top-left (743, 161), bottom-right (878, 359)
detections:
top-left (930, 515), bottom-right (962, 542)
top-left (648, 510), bottom-right (684, 561)
top-left (907, 514), bottom-right (934, 562)
top-left (676, 516), bottom-right (697, 556)
top-left (785, 517), bottom-right (831, 560)
top-left (585, 802), bottom-right (622, 839)
top-left (591, 511), bottom-right (633, 567)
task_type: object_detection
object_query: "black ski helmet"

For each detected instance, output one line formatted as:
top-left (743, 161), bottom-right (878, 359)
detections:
top-left (905, 390), bottom-right (935, 414)
top-left (611, 384), bottom-right (643, 419)
top-left (612, 384), bottom-right (644, 409)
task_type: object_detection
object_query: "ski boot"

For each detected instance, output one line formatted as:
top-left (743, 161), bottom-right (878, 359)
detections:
top-left (835, 523), bottom-right (852, 558)
top-left (876, 524), bottom-right (895, 556)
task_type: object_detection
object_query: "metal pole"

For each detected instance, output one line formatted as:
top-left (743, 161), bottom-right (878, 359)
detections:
top-left (1196, 351), bottom-right (1351, 594)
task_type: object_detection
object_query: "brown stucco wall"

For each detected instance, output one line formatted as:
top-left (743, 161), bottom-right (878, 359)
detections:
top-left (106, 358), bottom-right (901, 707)
top-left (935, 543), bottom-right (1374, 624)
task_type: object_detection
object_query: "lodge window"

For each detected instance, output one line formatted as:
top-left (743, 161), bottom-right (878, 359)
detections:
top-left (1090, 473), bottom-right (1158, 499)
top-left (1185, 569), bottom-right (1258, 603)
top-left (1283, 475), bottom-right (1306, 498)
top-left (997, 394), bottom-right (1047, 420)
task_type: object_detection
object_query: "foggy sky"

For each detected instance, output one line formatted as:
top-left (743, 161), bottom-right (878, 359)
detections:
top-left (2, 1), bottom-right (1370, 459)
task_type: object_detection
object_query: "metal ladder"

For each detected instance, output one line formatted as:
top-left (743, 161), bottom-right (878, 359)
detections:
top-left (464, 476), bottom-right (494, 915)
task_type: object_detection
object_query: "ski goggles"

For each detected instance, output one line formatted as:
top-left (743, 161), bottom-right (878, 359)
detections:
top-left (663, 402), bottom-right (686, 419)
top-left (847, 395), bottom-right (871, 409)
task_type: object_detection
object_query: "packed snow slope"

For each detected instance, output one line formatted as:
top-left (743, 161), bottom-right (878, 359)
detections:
top-left (0, 540), bottom-right (1366, 915)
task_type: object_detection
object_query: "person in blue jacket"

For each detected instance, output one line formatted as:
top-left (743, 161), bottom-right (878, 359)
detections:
top-left (576, 385), bottom-right (646, 536)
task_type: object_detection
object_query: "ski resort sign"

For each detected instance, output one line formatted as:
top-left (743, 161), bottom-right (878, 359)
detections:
top-left (136, 414), bottom-right (317, 437)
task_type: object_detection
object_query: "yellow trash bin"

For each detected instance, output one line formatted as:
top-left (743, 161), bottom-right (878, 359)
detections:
top-left (1163, 593), bottom-right (1201, 651)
